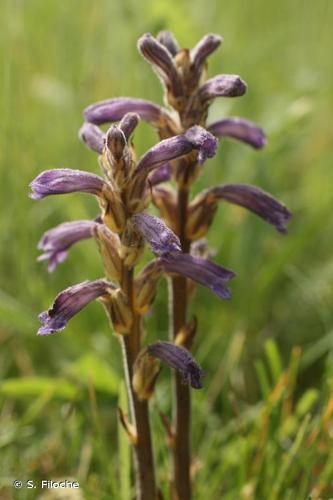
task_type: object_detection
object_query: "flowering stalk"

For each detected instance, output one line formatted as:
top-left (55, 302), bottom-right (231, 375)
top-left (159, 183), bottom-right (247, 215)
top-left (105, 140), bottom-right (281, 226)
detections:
top-left (82, 30), bottom-right (291, 500)
top-left (31, 105), bottom-right (231, 498)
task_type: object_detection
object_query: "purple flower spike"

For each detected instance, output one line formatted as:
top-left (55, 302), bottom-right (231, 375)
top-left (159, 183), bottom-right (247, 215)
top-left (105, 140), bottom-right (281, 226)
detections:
top-left (79, 122), bottom-right (105, 154)
top-left (157, 31), bottom-right (179, 56)
top-left (132, 213), bottom-right (181, 256)
top-left (29, 169), bottom-right (105, 200)
top-left (147, 341), bottom-right (204, 389)
top-left (135, 125), bottom-right (217, 176)
top-left (208, 118), bottom-right (267, 149)
top-left (37, 220), bottom-right (97, 272)
top-left (207, 184), bottom-right (292, 233)
top-left (84, 97), bottom-right (176, 132)
top-left (137, 33), bottom-right (183, 97)
top-left (149, 163), bottom-right (172, 186)
top-left (159, 254), bottom-right (235, 300)
top-left (38, 279), bottom-right (111, 335)
top-left (198, 75), bottom-right (247, 102)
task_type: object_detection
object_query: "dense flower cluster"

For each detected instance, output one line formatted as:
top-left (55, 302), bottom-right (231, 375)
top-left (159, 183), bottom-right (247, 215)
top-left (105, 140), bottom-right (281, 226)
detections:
top-left (30, 107), bottom-right (232, 381)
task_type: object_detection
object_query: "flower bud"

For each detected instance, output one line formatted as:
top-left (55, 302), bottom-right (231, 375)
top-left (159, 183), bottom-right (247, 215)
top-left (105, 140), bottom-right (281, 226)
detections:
top-left (106, 125), bottom-right (127, 161)
top-left (133, 348), bottom-right (161, 401)
top-left (157, 31), bottom-right (179, 56)
top-left (99, 186), bottom-right (127, 233)
top-left (152, 187), bottom-right (178, 234)
top-left (120, 221), bottom-right (145, 268)
top-left (175, 317), bottom-right (198, 350)
top-left (134, 261), bottom-right (163, 314)
top-left (93, 223), bottom-right (122, 282)
top-left (102, 289), bottom-right (133, 335)
top-left (187, 193), bottom-right (218, 240)
top-left (119, 112), bottom-right (140, 140)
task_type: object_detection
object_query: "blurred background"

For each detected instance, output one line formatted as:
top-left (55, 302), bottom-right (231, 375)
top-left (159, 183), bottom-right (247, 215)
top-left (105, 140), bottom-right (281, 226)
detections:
top-left (1, 0), bottom-right (333, 498)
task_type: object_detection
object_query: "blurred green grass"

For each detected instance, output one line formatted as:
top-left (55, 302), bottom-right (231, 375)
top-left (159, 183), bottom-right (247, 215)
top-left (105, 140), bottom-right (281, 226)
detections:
top-left (1, 0), bottom-right (333, 498)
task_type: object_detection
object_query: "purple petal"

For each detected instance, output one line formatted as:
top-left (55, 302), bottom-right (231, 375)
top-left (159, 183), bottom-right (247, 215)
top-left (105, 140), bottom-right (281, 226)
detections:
top-left (84, 97), bottom-right (176, 133)
top-left (38, 279), bottom-right (110, 335)
top-left (159, 254), bottom-right (235, 300)
top-left (79, 122), bottom-right (105, 154)
top-left (135, 125), bottom-right (217, 176)
top-left (137, 33), bottom-right (183, 97)
top-left (198, 75), bottom-right (247, 102)
top-left (157, 31), bottom-right (179, 56)
top-left (190, 33), bottom-right (223, 71)
top-left (187, 33), bottom-right (223, 91)
top-left (149, 163), bottom-right (172, 186)
top-left (147, 341), bottom-right (204, 389)
top-left (208, 118), bottom-right (267, 149)
top-left (37, 220), bottom-right (97, 272)
top-left (132, 213), bottom-right (181, 256)
top-left (29, 169), bottom-right (105, 200)
top-left (207, 184), bottom-right (292, 233)
top-left (118, 112), bottom-right (140, 139)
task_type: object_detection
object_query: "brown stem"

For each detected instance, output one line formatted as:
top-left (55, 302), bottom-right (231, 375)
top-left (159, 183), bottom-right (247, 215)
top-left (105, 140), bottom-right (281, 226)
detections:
top-left (120, 266), bottom-right (157, 500)
top-left (170, 187), bottom-right (192, 500)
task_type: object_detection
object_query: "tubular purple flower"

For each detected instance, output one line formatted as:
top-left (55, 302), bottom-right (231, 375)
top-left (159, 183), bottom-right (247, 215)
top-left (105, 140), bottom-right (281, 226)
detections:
top-left (204, 184), bottom-right (292, 233)
top-left (190, 33), bottom-right (223, 72)
top-left (135, 125), bottom-right (217, 177)
top-left (147, 341), bottom-right (204, 389)
top-left (37, 220), bottom-right (97, 272)
top-left (159, 254), bottom-right (235, 300)
top-left (197, 75), bottom-right (247, 102)
top-left (79, 122), bottom-right (105, 154)
top-left (29, 169), bottom-right (105, 200)
top-left (157, 31), bottom-right (179, 56)
top-left (84, 97), bottom-right (177, 134)
top-left (137, 33), bottom-right (183, 97)
top-left (37, 279), bottom-right (111, 335)
top-left (132, 213), bottom-right (181, 256)
top-left (208, 118), bottom-right (267, 149)
top-left (118, 112), bottom-right (140, 140)
top-left (149, 163), bottom-right (172, 186)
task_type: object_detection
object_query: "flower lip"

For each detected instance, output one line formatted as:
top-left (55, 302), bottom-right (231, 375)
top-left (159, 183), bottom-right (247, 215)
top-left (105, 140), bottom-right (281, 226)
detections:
top-left (208, 118), bottom-right (267, 149)
top-left (147, 341), bottom-right (204, 389)
top-left (37, 220), bottom-right (97, 272)
top-left (184, 125), bottom-right (218, 163)
top-left (29, 169), bottom-right (105, 200)
top-left (132, 213), bottom-right (181, 256)
top-left (37, 279), bottom-right (111, 335)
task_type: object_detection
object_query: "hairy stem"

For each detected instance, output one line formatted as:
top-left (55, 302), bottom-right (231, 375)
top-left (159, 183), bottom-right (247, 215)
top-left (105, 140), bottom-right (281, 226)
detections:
top-left (120, 266), bottom-right (157, 500)
top-left (170, 187), bottom-right (192, 500)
